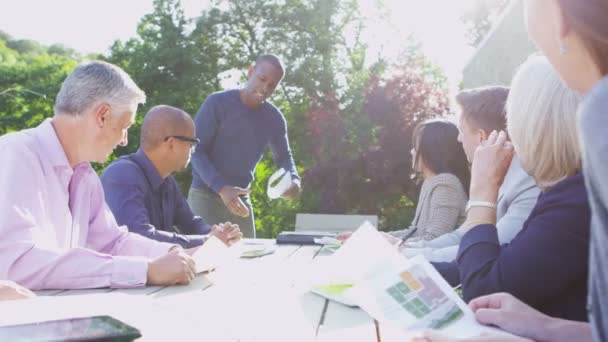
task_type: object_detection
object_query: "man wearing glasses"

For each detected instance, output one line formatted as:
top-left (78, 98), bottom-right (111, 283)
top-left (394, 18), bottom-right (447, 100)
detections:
top-left (101, 105), bottom-right (242, 248)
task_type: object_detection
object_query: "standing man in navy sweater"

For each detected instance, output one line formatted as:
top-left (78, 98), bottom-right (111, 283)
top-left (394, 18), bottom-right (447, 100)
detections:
top-left (188, 54), bottom-right (301, 238)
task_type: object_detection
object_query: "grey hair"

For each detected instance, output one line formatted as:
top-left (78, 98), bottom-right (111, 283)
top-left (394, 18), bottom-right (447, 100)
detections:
top-left (507, 55), bottom-right (583, 190)
top-left (54, 60), bottom-right (146, 116)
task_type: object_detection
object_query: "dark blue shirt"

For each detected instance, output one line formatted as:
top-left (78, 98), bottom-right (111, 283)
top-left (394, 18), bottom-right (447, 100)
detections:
top-left (434, 173), bottom-right (590, 322)
top-left (101, 149), bottom-right (211, 248)
top-left (191, 89), bottom-right (299, 193)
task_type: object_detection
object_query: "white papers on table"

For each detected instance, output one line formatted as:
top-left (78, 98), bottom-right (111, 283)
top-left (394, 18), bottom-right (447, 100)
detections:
top-left (267, 168), bottom-right (293, 199)
top-left (239, 242), bottom-right (277, 258)
top-left (312, 222), bottom-right (405, 285)
top-left (308, 222), bottom-right (512, 338)
top-left (192, 236), bottom-right (240, 273)
top-left (308, 222), bottom-right (404, 306)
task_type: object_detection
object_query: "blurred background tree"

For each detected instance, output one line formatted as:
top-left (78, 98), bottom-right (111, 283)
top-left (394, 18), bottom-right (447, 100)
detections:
top-left (461, 0), bottom-right (510, 47)
top-left (0, 31), bottom-right (77, 136)
top-left (1, 0), bottom-right (458, 237)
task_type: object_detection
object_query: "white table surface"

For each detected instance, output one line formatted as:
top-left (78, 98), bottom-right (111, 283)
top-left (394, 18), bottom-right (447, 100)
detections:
top-left (4, 239), bottom-right (382, 341)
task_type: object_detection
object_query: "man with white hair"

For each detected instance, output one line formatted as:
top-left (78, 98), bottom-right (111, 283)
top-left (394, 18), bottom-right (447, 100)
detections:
top-left (0, 61), bottom-right (196, 290)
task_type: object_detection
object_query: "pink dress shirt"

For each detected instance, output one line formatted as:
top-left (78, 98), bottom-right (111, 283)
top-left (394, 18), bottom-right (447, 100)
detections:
top-left (0, 119), bottom-right (174, 290)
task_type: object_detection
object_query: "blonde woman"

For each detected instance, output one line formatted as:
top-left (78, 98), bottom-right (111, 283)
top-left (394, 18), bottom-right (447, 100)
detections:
top-left (418, 0), bottom-right (608, 340)
top-left (433, 55), bottom-right (589, 322)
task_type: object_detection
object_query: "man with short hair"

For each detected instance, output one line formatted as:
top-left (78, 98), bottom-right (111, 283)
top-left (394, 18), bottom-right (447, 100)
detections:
top-left (188, 54), bottom-right (301, 238)
top-left (0, 61), bottom-right (196, 290)
top-left (403, 86), bottom-right (539, 262)
top-left (101, 105), bottom-right (242, 248)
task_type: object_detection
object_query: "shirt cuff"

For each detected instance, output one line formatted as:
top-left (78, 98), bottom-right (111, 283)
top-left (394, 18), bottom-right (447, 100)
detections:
top-left (147, 241), bottom-right (177, 259)
top-left (111, 256), bottom-right (149, 288)
top-left (457, 224), bottom-right (499, 261)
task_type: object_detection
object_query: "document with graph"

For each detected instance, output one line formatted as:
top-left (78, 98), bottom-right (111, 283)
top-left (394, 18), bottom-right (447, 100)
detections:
top-left (345, 254), bottom-right (510, 338)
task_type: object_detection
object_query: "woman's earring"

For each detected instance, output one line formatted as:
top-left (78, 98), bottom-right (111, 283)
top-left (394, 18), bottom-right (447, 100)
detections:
top-left (559, 42), bottom-right (569, 55)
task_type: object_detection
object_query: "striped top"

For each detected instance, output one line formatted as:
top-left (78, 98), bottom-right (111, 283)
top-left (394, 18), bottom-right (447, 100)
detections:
top-left (391, 173), bottom-right (468, 241)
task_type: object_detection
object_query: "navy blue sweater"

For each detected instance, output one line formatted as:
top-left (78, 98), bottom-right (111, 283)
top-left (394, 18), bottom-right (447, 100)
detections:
top-left (102, 150), bottom-right (211, 248)
top-left (190, 89), bottom-right (299, 193)
top-left (434, 173), bottom-right (590, 322)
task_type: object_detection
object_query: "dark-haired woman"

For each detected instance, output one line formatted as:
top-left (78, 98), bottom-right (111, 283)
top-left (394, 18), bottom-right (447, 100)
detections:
top-left (418, 0), bottom-right (608, 340)
top-left (390, 119), bottom-right (470, 242)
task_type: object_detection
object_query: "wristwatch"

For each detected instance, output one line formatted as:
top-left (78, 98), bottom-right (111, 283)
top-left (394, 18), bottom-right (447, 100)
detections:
top-left (466, 200), bottom-right (497, 212)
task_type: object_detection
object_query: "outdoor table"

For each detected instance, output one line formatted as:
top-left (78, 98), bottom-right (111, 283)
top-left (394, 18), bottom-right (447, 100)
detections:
top-left (7, 239), bottom-right (395, 341)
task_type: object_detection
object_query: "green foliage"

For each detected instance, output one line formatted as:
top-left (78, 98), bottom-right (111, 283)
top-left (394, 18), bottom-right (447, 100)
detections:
top-left (0, 30), bottom-right (13, 42)
top-left (0, 44), bottom-right (77, 136)
top-left (1, 0), bottom-right (453, 238)
top-left (6, 39), bottom-right (46, 55)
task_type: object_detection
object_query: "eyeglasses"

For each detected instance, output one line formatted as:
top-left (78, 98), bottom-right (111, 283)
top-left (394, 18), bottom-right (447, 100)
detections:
top-left (164, 135), bottom-right (200, 154)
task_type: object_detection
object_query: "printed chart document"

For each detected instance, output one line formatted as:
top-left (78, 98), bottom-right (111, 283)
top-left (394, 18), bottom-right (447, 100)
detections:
top-left (308, 223), bottom-right (513, 338)
top-left (345, 255), bottom-right (511, 338)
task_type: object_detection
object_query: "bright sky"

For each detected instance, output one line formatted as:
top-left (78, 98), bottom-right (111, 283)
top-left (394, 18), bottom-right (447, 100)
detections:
top-left (0, 0), bottom-right (481, 87)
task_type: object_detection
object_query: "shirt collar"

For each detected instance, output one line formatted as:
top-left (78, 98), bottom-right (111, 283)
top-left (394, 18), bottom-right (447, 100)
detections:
top-left (132, 149), bottom-right (165, 191)
top-left (33, 118), bottom-right (73, 169)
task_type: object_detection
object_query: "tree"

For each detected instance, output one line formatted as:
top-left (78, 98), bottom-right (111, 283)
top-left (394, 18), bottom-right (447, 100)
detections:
top-left (48, 44), bottom-right (79, 59)
top-left (105, 0), bottom-right (226, 182)
top-left (189, 0), bottom-right (376, 236)
top-left (461, 0), bottom-right (509, 47)
top-left (304, 52), bottom-right (450, 229)
top-left (1, 0), bottom-right (453, 237)
top-left (0, 42), bottom-right (77, 136)
top-left (6, 39), bottom-right (46, 55)
top-left (101, 0), bottom-right (452, 236)
top-left (0, 30), bottom-right (13, 42)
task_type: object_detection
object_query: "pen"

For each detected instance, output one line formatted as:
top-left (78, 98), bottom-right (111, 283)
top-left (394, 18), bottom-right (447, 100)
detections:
top-left (398, 227), bottom-right (418, 247)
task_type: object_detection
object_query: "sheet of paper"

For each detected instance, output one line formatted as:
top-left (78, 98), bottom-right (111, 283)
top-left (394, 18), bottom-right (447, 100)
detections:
top-left (345, 255), bottom-right (507, 338)
top-left (192, 236), bottom-right (239, 273)
top-left (310, 283), bottom-right (357, 307)
top-left (239, 243), bottom-right (277, 258)
top-left (267, 168), bottom-right (293, 199)
top-left (307, 222), bottom-right (405, 305)
top-left (313, 222), bottom-right (405, 284)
